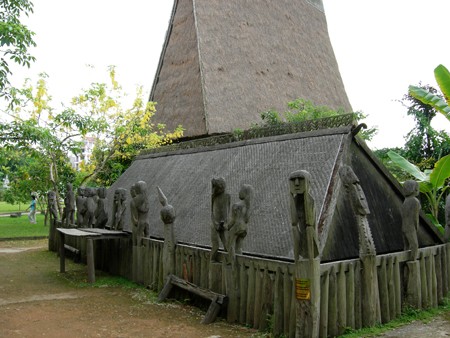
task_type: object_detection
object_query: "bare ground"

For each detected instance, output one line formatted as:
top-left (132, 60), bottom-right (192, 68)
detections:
top-left (2, 239), bottom-right (450, 338)
top-left (0, 239), bottom-right (259, 338)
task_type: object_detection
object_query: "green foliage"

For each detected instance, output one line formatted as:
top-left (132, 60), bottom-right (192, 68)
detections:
top-left (0, 0), bottom-right (36, 105)
top-left (260, 98), bottom-right (377, 141)
top-left (409, 65), bottom-right (450, 119)
top-left (400, 83), bottom-right (450, 168)
top-left (387, 150), bottom-right (450, 228)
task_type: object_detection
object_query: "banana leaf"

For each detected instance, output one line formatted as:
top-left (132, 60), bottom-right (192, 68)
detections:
top-left (387, 150), bottom-right (429, 181)
top-left (409, 85), bottom-right (450, 117)
top-left (434, 64), bottom-right (450, 105)
top-left (429, 154), bottom-right (450, 189)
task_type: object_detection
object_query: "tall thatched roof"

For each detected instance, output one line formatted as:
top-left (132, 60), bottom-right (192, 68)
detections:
top-left (149, 0), bottom-right (352, 138)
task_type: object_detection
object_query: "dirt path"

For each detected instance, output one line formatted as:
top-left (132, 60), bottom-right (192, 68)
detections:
top-left (3, 240), bottom-right (450, 338)
top-left (0, 239), bottom-right (258, 338)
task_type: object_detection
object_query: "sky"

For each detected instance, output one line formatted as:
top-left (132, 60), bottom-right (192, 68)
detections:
top-left (3, 0), bottom-right (450, 150)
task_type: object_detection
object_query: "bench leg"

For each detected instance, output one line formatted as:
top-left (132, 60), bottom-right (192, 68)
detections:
top-left (202, 296), bottom-right (221, 324)
top-left (87, 239), bottom-right (95, 283)
top-left (59, 231), bottom-right (66, 273)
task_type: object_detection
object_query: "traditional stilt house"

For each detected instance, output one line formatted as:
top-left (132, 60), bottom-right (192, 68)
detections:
top-left (51, 1), bottom-right (450, 337)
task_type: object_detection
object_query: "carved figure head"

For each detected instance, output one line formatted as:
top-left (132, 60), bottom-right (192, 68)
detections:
top-left (403, 180), bottom-right (419, 197)
top-left (77, 187), bottom-right (85, 197)
top-left (289, 170), bottom-right (311, 195)
top-left (239, 184), bottom-right (253, 202)
top-left (66, 183), bottom-right (73, 192)
top-left (130, 184), bottom-right (137, 198)
top-left (97, 187), bottom-right (106, 199)
top-left (135, 181), bottom-right (148, 195)
top-left (212, 177), bottom-right (226, 196)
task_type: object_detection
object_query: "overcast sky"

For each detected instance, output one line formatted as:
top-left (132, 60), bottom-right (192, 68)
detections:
top-left (4, 0), bottom-right (450, 150)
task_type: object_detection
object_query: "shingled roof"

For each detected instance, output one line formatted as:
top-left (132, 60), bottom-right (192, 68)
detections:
top-left (149, 0), bottom-right (352, 138)
top-left (107, 117), bottom-right (443, 262)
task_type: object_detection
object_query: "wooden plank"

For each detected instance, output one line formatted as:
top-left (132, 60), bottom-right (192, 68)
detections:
top-left (319, 270), bottom-right (330, 338)
top-left (200, 252), bottom-right (208, 289)
top-left (273, 267), bottom-right (284, 337)
top-left (379, 257), bottom-right (390, 323)
top-left (420, 252), bottom-right (429, 308)
top-left (442, 246), bottom-right (449, 298)
top-left (246, 261), bottom-right (256, 327)
top-left (59, 230), bottom-right (66, 273)
top-left (394, 257), bottom-right (402, 317)
top-left (387, 256), bottom-right (396, 319)
top-left (253, 265), bottom-right (263, 329)
top-left (354, 260), bottom-right (362, 329)
top-left (239, 262), bottom-right (248, 324)
top-left (436, 249), bottom-right (443, 304)
top-left (283, 266), bottom-right (292, 335)
top-left (57, 228), bottom-right (101, 237)
top-left (431, 253), bottom-right (438, 308)
top-left (328, 266), bottom-right (338, 337)
top-left (346, 262), bottom-right (355, 329)
top-left (337, 262), bottom-right (347, 334)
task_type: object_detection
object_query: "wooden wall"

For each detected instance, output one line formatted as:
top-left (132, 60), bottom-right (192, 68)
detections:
top-left (49, 224), bottom-right (450, 338)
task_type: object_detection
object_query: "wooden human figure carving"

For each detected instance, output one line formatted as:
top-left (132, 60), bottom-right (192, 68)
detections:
top-left (83, 187), bottom-right (97, 228)
top-left (76, 187), bottom-right (87, 227)
top-left (227, 184), bottom-right (253, 264)
top-left (339, 165), bottom-right (376, 257)
top-left (289, 170), bottom-right (319, 262)
top-left (95, 187), bottom-right (108, 229)
top-left (133, 181), bottom-right (150, 245)
top-left (130, 184), bottom-right (139, 245)
top-left (47, 190), bottom-right (59, 223)
top-left (112, 188), bottom-right (127, 231)
top-left (402, 180), bottom-right (420, 260)
top-left (210, 177), bottom-right (230, 263)
top-left (61, 183), bottom-right (75, 226)
top-left (157, 186), bottom-right (176, 277)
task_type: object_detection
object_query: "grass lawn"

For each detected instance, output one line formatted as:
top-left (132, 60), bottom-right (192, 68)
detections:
top-left (0, 213), bottom-right (48, 238)
top-left (0, 201), bottom-right (27, 213)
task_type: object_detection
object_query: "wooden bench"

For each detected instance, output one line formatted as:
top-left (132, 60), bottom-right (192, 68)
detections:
top-left (158, 274), bottom-right (228, 324)
top-left (57, 228), bottom-right (129, 283)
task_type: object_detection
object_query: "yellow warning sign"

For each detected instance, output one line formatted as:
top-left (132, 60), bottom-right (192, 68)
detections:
top-left (295, 278), bottom-right (311, 300)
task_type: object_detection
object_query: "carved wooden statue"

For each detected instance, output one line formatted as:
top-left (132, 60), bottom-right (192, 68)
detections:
top-left (112, 188), bottom-right (127, 231)
top-left (76, 187), bottom-right (87, 227)
top-left (95, 187), bottom-right (108, 228)
top-left (339, 165), bottom-right (376, 257)
top-left (227, 184), bottom-right (253, 264)
top-left (130, 184), bottom-right (139, 245)
top-left (210, 177), bottom-right (230, 263)
top-left (402, 180), bottom-right (420, 260)
top-left (133, 181), bottom-right (150, 245)
top-left (47, 190), bottom-right (59, 223)
top-left (61, 183), bottom-right (75, 226)
top-left (83, 187), bottom-right (97, 228)
top-left (289, 170), bottom-right (319, 262)
top-left (157, 186), bottom-right (176, 277)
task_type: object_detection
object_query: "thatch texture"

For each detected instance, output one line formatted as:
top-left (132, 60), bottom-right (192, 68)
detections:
top-left (106, 127), bottom-right (443, 262)
top-left (150, 0), bottom-right (352, 138)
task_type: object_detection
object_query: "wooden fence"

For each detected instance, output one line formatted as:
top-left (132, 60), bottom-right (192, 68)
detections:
top-left (49, 223), bottom-right (450, 337)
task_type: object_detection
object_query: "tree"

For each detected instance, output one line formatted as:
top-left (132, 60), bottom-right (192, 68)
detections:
top-left (0, 67), bottom-right (183, 211)
top-left (0, 0), bottom-right (36, 105)
top-left (400, 84), bottom-right (450, 168)
top-left (409, 64), bottom-right (450, 121)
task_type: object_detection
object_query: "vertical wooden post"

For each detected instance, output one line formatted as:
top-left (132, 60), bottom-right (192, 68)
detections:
top-left (59, 230), bottom-right (65, 273)
top-left (354, 261), bottom-right (362, 329)
top-left (273, 267), bottom-right (284, 337)
top-left (379, 257), bottom-right (390, 323)
top-left (420, 252), bottom-right (429, 308)
top-left (327, 266), bottom-right (338, 337)
top-left (405, 260), bottom-right (421, 309)
top-left (346, 262), bottom-right (355, 329)
top-left (295, 257), bottom-right (321, 338)
top-left (319, 270), bottom-right (330, 338)
top-left (361, 254), bottom-right (377, 327)
top-left (87, 238), bottom-right (95, 283)
top-left (337, 263), bottom-right (347, 334)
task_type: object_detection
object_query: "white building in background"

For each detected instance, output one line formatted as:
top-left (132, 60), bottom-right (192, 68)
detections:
top-left (69, 136), bottom-right (97, 170)
top-left (2, 175), bottom-right (9, 189)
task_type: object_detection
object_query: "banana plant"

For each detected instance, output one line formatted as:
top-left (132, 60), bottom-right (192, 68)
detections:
top-left (387, 150), bottom-right (450, 232)
top-left (409, 64), bottom-right (450, 120)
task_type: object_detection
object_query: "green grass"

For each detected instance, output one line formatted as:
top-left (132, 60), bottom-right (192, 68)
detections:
top-left (0, 201), bottom-right (26, 213)
top-left (0, 213), bottom-right (48, 238)
top-left (339, 299), bottom-right (450, 337)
